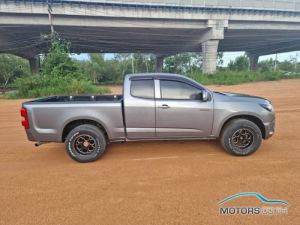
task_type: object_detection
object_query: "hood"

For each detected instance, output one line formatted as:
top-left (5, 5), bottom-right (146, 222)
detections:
top-left (214, 91), bottom-right (270, 103)
top-left (222, 92), bottom-right (267, 100)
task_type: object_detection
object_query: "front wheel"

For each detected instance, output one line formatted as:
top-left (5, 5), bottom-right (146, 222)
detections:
top-left (65, 124), bottom-right (107, 163)
top-left (220, 119), bottom-right (262, 156)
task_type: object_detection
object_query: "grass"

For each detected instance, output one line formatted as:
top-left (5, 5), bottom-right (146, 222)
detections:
top-left (187, 70), bottom-right (300, 85)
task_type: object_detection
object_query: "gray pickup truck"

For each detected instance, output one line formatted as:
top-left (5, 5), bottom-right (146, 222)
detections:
top-left (21, 73), bottom-right (275, 162)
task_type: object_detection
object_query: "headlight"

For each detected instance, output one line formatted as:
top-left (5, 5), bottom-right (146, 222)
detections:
top-left (259, 102), bottom-right (273, 112)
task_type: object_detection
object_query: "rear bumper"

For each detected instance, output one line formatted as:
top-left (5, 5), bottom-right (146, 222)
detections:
top-left (25, 129), bottom-right (35, 141)
top-left (264, 119), bottom-right (275, 139)
top-left (24, 128), bottom-right (61, 142)
top-left (25, 129), bottom-right (39, 142)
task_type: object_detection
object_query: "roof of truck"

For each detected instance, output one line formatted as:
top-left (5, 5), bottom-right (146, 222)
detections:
top-left (127, 72), bottom-right (181, 77)
top-left (126, 73), bottom-right (209, 90)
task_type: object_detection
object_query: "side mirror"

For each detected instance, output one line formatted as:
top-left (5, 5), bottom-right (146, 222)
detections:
top-left (202, 90), bottom-right (209, 102)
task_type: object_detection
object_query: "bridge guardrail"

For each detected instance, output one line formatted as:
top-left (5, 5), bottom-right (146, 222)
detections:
top-left (2, 0), bottom-right (300, 12)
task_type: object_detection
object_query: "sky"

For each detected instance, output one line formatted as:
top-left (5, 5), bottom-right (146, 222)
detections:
top-left (223, 51), bottom-right (300, 65)
top-left (72, 51), bottom-right (300, 66)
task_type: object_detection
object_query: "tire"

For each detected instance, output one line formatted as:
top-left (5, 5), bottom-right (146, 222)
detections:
top-left (64, 124), bottom-right (107, 163)
top-left (220, 119), bottom-right (262, 156)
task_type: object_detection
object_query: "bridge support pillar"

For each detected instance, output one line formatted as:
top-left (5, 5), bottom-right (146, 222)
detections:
top-left (29, 55), bottom-right (40, 74)
top-left (247, 53), bottom-right (259, 71)
top-left (155, 55), bottom-right (165, 72)
top-left (200, 20), bottom-right (227, 74)
top-left (202, 40), bottom-right (219, 74)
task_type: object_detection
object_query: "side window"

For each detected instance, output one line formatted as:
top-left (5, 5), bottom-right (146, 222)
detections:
top-left (131, 79), bottom-right (154, 99)
top-left (160, 80), bottom-right (201, 100)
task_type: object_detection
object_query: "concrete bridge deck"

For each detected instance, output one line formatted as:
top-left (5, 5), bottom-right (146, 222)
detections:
top-left (1, 0), bottom-right (300, 73)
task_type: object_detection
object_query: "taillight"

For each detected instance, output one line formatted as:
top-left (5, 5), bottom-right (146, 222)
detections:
top-left (21, 107), bottom-right (29, 129)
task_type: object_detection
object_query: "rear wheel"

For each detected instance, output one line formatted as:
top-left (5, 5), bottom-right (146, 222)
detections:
top-left (220, 119), bottom-right (262, 156)
top-left (65, 124), bottom-right (106, 162)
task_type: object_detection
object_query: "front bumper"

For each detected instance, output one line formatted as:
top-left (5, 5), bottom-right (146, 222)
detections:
top-left (264, 119), bottom-right (275, 139)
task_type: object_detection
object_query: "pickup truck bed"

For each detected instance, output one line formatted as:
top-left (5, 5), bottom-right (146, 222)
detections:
top-left (29, 95), bottom-right (123, 102)
top-left (23, 95), bottom-right (126, 143)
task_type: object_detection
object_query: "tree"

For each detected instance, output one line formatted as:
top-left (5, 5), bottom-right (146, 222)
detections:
top-left (217, 52), bottom-right (224, 67)
top-left (278, 57), bottom-right (296, 72)
top-left (258, 59), bottom-right (275, 72)
top-left (228, 55), bottom-right (250, 71)
top-left (132, 53), bottom-right (155, 73)
top-left (0, 54), bottom-right (30, 91)
top-left (165, 53), bottom-right (202, 74)
top-left (87, 53), bottom-right (106, 83)
top-left (41, 32), bottom-right (81, 79)
top-left (114, 53), bottom-right (132, 77)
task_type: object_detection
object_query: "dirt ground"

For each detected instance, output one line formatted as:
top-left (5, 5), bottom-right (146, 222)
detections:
top-left (1, 80), bottom-right (300, 225)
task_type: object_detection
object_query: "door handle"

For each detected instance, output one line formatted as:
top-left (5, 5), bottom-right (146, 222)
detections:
top-left (159, 104), bottom-right (170, 109)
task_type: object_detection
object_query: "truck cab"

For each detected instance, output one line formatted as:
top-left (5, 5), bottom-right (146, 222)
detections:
top-left (124, 73), bottom-right (213, 139)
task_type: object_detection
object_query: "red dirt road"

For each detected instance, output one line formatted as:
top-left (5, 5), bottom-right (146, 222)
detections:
top-left (1, 80), bottom-right (300, 225)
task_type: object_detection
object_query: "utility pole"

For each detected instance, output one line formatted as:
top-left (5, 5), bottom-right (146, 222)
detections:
top-left (47, 0), bottom-right (54, 34)
top-left (295, 52), bottom-right (299, 72)
top-left (131, 54), bottom-right (135, 74)
top-left (144, 55), bottom-right (149, 72)
top-left (274, 53), bottom-right (278, 71)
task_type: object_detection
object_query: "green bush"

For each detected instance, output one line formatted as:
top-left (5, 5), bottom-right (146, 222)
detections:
top-left (13, 75), bottom-right (42, 97)
top-left (10, 75), bottom-right (110, 98)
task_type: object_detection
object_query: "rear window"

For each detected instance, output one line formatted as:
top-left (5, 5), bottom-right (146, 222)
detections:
top-left (131, 79), bottom-right (154, 99)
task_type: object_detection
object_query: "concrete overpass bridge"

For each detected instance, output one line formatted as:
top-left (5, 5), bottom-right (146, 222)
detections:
top-left (1, 0), bottom-right (300, 73)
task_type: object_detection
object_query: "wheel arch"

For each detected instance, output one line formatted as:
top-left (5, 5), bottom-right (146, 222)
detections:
top-left (62, 119), bottom-right (109, 142)
top-left (219, 115), bottom-right (266, 139)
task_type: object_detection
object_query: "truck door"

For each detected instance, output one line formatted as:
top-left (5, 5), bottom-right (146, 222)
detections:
top-left (155, 79), bottom-right (213, 138)
top-left (123, 78), bottom-right (156, 139)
